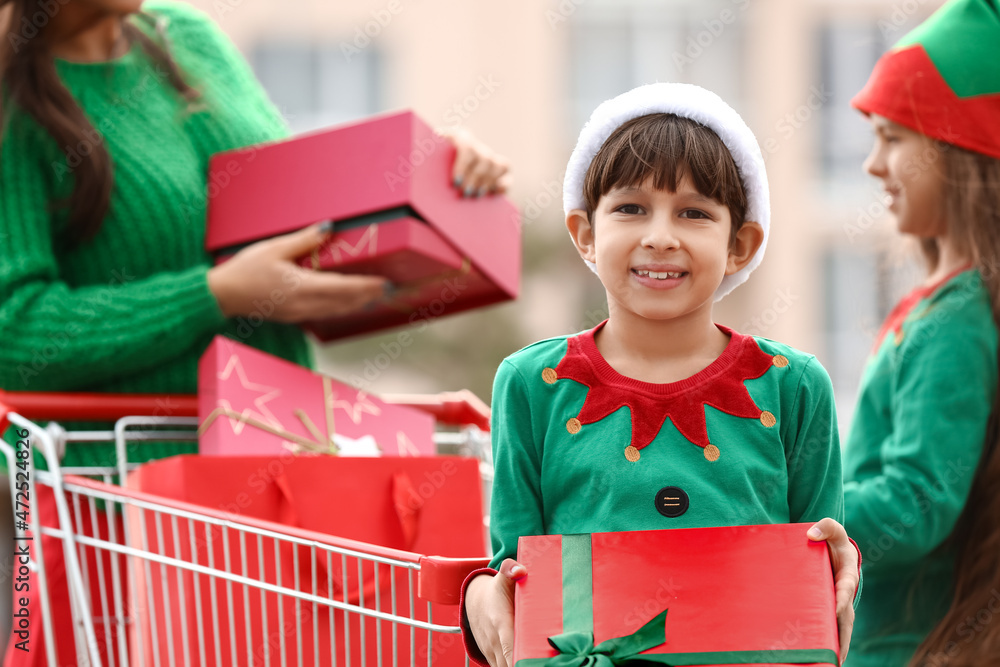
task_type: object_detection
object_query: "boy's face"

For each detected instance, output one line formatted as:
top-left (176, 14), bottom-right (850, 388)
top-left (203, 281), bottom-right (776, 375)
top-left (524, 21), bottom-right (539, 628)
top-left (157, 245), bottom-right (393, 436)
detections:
top-left (567, 174), bottom-right (760, 323)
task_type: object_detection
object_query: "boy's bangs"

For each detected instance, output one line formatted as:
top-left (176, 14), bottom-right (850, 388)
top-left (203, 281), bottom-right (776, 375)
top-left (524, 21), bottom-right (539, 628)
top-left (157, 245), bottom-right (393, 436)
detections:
top-left (583, 114), bottom-right (747, 227)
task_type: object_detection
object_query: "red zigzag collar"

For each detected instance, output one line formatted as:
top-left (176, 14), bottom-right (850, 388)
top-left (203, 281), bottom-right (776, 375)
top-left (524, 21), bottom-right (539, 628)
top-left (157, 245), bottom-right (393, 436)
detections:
top-left (548, 321), bottom-right (788, 462)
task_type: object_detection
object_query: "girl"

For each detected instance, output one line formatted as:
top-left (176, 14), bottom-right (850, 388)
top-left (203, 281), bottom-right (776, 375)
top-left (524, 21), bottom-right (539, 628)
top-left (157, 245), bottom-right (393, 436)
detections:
top-left (845, 0), bottom-right (1000, 665)
top-left (462, 83), bottom-right (861, 667)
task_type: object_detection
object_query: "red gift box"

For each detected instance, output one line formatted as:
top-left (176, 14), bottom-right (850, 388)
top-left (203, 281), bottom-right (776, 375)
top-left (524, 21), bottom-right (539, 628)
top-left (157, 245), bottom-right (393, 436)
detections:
top-left (514, 524), bottom-right (839, 667)
top-left (205, 110), bottom-right (521, 341)
top-left (198, 335), bottom-right (436, 457)
top-left (124, 455), bottom-right (487, 666)
top-left (300, 216), bottom-right (466, 281)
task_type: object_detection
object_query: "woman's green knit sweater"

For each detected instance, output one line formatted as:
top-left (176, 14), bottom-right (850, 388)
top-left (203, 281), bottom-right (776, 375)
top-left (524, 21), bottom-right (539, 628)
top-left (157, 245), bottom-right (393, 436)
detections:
top-left (0, 1), bottom-right (310, 467)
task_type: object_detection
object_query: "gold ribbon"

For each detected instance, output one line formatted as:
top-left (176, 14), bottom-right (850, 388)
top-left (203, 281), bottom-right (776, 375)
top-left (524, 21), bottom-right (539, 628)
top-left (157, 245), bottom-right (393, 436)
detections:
top-left (199, 376), bottom-right (339, 455)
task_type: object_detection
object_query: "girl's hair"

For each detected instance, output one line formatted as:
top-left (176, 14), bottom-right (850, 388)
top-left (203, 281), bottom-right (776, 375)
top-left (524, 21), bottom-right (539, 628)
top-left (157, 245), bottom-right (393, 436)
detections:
top-left (582, 113), bottom-right (748, 244)
top-left (0, 1), bottom-right (199, 246)
top-left (910, 145), bottom-right (1000, 667)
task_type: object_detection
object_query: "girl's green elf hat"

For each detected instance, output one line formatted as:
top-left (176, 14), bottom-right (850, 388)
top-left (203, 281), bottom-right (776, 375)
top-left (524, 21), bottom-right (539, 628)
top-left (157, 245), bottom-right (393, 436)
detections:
top-left (852, 0), bottom-right (1000, 160)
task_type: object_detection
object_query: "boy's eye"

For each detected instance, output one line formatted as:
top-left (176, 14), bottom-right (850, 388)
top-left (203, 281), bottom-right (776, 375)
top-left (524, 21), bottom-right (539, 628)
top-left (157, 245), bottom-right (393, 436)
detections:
top-left (680, 209), bottom-right (711, 220)
top-left (614, 204), bottom-right (643, 215)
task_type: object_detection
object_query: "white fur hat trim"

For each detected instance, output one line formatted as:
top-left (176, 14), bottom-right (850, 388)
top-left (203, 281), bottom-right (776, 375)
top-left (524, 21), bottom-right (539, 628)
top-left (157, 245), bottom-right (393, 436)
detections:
top-left (563, 82), bottom-right (770, 301)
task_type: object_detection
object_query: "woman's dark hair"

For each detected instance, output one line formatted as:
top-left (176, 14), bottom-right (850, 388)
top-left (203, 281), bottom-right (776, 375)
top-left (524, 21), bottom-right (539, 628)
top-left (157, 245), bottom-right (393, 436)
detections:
top-left (582, 113), bottom-right (749, 244)
top-left (0, 1), bottom-right (199, 246)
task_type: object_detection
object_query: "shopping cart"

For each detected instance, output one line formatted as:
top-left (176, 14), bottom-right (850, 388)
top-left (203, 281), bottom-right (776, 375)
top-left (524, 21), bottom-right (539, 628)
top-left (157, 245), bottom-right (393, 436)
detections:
top-left (0, 390), bottom-right (493, 667)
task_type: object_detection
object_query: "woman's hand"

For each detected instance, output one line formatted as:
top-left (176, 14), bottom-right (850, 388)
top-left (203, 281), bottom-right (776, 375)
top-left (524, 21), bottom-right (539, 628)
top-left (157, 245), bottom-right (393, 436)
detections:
top-left (465, 559), bottom-right (526, 667)
top-left (207, 224), bottom-right (388, 322)
top-left (442, 127), bottom-right (512, 198)
top-left (808, 518), bottom-right (859, 666)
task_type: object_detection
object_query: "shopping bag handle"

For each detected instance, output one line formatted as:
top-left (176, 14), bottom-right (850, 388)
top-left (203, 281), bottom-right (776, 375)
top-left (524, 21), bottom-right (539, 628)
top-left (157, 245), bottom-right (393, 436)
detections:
top-left (270, 469), bottom-right (424, 602)
top-left (273, 470), bottom-right (423, 552)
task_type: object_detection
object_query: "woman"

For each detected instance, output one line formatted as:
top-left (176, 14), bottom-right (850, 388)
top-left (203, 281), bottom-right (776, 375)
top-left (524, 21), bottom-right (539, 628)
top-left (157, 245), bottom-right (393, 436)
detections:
top-left (0, 0), bottom-right (511, 468)
top-left (0, 2), bottom-right (511, 659)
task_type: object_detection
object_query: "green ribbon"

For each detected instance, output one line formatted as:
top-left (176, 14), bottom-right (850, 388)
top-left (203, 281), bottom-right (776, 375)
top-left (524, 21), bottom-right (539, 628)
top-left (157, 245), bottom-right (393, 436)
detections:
top-left (515, 535), bottom-right (839, 667)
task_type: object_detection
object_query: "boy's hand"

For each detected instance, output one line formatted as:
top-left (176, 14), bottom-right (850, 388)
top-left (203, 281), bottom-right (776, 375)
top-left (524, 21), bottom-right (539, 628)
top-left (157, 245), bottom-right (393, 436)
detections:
top-left (808, 518), bottom-right (859, 666)
top-left (465, 559), bottom-right (526, 667)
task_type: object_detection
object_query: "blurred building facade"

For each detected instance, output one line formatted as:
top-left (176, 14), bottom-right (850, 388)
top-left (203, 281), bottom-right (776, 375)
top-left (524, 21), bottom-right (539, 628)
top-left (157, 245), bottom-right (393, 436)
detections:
top-left (184, 0), bottom-right (941, 428)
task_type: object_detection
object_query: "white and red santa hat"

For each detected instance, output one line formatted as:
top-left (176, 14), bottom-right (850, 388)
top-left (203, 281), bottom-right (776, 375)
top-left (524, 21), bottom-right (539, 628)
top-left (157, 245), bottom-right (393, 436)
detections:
top-left (563, 82), bottom-right (770, 301)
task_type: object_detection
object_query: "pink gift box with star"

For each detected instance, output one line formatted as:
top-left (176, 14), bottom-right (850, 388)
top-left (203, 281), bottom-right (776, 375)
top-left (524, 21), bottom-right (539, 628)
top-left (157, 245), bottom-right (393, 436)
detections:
top-left (197, 336), bottom-right (436, 457)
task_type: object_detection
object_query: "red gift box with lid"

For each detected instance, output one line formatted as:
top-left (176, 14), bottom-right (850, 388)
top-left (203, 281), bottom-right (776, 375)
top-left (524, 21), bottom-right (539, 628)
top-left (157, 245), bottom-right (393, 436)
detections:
top-left (205, 110), bottom-right (521, 341)
top-left (198, 335), bottom-right (436, 457)
top-left (513, 524), bottom-right (840, 667)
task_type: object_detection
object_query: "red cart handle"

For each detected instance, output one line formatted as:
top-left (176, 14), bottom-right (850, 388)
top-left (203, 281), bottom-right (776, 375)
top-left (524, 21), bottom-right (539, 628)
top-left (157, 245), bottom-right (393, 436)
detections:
top-left (0, 390), bottom-right (198, 431)
top-left (381, 390), bottom-right (490, 432)
top-left (418, 555), bottom-right (492, 605)
top-left (0, 389), bottom-right (490, 432)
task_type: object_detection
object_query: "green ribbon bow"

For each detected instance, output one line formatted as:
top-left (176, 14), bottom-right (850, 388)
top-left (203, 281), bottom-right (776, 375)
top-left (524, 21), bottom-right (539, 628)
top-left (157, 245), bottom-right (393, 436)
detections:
top-left (526, 609), bottom-right (671, 667)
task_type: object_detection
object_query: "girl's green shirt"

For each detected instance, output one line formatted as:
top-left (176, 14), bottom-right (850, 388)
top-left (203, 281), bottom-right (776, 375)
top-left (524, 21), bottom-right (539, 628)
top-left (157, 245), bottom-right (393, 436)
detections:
top-left (844, 268), bottom-right (997, 666)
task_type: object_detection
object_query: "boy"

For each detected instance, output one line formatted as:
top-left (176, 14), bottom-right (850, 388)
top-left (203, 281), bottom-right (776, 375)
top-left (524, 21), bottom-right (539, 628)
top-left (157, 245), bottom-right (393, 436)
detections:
top-left (463, 84), bottom-right (860, 667)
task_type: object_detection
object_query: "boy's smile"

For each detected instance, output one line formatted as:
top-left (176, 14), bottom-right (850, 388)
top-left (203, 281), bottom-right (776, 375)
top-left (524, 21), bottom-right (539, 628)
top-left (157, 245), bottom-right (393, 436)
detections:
top-left (630, 264), bottom-right (688, 288)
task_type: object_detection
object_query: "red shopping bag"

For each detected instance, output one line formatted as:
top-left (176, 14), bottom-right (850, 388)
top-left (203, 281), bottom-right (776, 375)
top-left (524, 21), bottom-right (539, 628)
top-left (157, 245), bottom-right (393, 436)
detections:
top-left (3, 484), bottom-right (128, 667)
top-left (125, 455), bottom-right (486, 666)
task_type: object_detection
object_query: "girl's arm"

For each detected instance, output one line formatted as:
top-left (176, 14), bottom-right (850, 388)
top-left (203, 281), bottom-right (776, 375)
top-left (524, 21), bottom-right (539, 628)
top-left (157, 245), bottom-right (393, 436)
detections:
top-left (844, 319), bottom-right (993, 574)
top-left (461, 359), bottom-right (545, 667)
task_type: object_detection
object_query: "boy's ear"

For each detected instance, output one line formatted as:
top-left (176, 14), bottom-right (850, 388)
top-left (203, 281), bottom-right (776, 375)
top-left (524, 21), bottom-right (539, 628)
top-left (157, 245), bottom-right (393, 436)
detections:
top-left (566, 209), bottom-right (597, 263)
top-left (726, 221), bottom-right (764, 275)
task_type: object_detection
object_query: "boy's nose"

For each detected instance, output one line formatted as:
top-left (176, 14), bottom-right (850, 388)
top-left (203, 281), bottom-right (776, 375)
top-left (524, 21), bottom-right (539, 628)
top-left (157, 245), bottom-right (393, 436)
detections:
top-left (642, 218), bottom-right (681, 251)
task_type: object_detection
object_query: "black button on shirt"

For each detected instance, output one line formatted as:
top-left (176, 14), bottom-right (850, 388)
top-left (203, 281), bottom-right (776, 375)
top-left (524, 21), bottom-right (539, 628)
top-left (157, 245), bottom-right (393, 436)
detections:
top-left (655, 486), bottom-right (689, 518)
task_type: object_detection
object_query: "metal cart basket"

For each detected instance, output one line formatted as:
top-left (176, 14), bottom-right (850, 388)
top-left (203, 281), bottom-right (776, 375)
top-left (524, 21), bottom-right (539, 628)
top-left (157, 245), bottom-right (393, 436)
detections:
top-left (0, 391), bottom-right (492, 667)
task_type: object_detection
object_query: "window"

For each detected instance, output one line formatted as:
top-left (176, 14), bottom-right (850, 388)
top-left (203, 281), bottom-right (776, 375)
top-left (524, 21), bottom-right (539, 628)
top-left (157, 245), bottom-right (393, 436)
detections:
top-left (817, 12), bottom-right (934, 185)
top-left (568, 0), bottom-right (747, 133)
top-left (823, 245), bottom-right (922, 422)
top-left (817, 24), bottom-right (891, 184)
top-left (250, 43), bottom-right (383, 133)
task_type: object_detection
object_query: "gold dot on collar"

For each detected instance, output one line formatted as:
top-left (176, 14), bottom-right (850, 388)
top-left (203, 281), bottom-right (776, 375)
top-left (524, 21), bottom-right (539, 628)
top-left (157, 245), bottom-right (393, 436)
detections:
top-left (542, 367), bottom-right (558, 384)
top-left (704, 444), bottom-right (720, 462)
top-left (624, 445), bottom-right (640, 462)
top-left (566, 417), bottom-right (582, 434)
top-left (760, 411), bottom-right (777, 428)
top-left (772, 355), bottom-right (789, 368)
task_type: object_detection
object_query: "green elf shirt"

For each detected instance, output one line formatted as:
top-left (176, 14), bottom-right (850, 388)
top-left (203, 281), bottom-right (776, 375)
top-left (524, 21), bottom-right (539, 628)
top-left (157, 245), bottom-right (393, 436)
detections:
top-left (844, 268), bottom-right (997, 667)
top-left (488, 320), bottom-right (845, 570)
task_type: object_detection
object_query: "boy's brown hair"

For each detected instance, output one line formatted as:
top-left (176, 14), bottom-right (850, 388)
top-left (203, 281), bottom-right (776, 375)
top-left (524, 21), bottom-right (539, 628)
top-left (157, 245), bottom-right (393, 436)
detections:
top-left (582, 113), bottom-right (749, 244)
